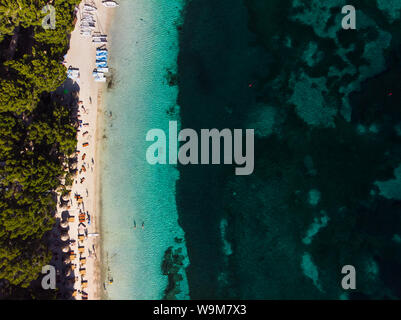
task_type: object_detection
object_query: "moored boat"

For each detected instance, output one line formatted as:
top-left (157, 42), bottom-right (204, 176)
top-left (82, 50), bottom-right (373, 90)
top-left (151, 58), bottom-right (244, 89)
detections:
top-left (83, 4), bottom-right (97, 12)
top-left (102, 1), bottom-right (119, 8)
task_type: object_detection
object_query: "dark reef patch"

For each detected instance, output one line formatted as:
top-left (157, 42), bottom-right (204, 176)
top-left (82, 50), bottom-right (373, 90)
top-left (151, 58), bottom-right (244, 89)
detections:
top-left (161, 246), bottom-right (186, 300)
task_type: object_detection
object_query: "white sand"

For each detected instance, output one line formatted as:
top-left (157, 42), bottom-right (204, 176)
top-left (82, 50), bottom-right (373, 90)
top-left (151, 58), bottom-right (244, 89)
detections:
top-left (56, 0), bottom-right (115, 300)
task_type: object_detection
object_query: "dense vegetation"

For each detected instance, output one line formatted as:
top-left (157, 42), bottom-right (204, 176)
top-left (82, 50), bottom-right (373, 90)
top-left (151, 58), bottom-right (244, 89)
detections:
top-left (0, 0), bottom-right (80, 297)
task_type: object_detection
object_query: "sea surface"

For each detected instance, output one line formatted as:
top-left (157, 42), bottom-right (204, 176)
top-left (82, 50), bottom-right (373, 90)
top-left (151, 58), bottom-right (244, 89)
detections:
top-left (100, 0), bottom-right (189, 299)
top-left (102, 0), bottom-right (401, 300)
top-left (176, 0), bottom-right (401, 299)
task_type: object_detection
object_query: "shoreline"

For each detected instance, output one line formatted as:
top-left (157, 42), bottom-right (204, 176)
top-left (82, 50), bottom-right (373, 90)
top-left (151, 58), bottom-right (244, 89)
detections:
top-left (58, 0), bottom-right (116, 300)
top-left (97, 0), bottom-right (189, 299)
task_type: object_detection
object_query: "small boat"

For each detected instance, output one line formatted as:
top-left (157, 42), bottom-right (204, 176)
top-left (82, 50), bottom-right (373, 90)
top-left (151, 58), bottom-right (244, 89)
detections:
top-left (80, 22), bottom-right (96, 29)
top-left (80, 30), bottom-right (92, 37)
top-left (102, 1), bottom-right (119, 8)
top-left (142, 222), bottom-right (144, 229)
top-left (94, 75), bottom-right (107, 83)
top-left (133, 220), bottom-right (136, 229)
top-left (93, 38), bottom-right (108, 44)
top-left (96, 55), bottom-right (108, 62)
top-left (93, 70), bottom-right (107, 82)
top-left (83, 4), bottom-right (97, 12)
top-left (96, 62), bottom-right (108, 68)
top-left (81, 14), bottom-right (96, 22)
top-left (97, 67), bottom-right (109, 73)
top-left (88, 233), bottom-right (99, 237)
top-left (96, 51), bottom-right (108, 57)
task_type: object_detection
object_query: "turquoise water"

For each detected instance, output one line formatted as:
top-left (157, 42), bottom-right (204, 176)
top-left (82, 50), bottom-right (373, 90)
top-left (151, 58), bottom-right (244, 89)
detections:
top-left (100, 0), bottom-right (189, 299)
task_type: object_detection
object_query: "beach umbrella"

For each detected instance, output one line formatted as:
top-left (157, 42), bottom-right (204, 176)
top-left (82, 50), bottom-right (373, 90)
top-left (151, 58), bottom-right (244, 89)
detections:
top-left (65, 267), bottom-right (72, 277)
top-left (60, 220), bottom-right (69, 228)
top-left (59, 201), bottom-right (69, 209)
top-left (79, 268), bottom-right (86, 276)
top-left (61, 233), bottom-right (70, 241)
top-left (62, 245), bottom-right (70, 253)
top-left (67, 278), bottom-right (75, 287)
top-left (61, 194), bottom-right (70, 201)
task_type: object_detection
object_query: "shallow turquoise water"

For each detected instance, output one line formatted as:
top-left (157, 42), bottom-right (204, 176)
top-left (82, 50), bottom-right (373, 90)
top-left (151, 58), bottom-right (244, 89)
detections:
top-left (100, 0), bottom-right (189, 299)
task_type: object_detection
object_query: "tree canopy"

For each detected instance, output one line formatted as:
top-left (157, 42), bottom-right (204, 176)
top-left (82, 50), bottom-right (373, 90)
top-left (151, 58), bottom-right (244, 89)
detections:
top-left (0, 0), bottom-right (80, 294)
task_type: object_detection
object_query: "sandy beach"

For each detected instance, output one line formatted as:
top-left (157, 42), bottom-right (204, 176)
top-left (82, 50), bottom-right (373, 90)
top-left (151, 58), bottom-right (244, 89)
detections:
top-left (55, 0), bottom-right (116, 300)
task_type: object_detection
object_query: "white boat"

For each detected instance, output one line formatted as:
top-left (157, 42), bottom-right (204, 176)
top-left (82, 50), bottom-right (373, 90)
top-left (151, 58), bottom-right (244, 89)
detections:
top-left (83, 4), bottom-right (97, 12)
top-left (93, 38), bottom-right (107, 43)
top-left (80, 22), bottom-right (96, 29)
top-left (102, 1), bottom-right (119, 8)
top-left (80, 30), bottom-right (92, 37)
top-left (94, 76), bottom-right (106, 83)
top-left (92, 34), bottom-right (108, 43)
top-left (97, 67), bottom-right (109, 73)
top-left (93, 70), bottom-right (107, 82)
top-left (82, 12), bottom-right (95, 17)
top-left (67, 68), bottom-right (80, 80)
top-left (81, 16), bottom-right (96, 23)
top-left (88, 233), bottom-right (100, 237)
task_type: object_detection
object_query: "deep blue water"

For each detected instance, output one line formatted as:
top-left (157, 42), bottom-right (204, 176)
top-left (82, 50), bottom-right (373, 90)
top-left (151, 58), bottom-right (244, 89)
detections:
top-left (175, 0), bottom-right (401, 299)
